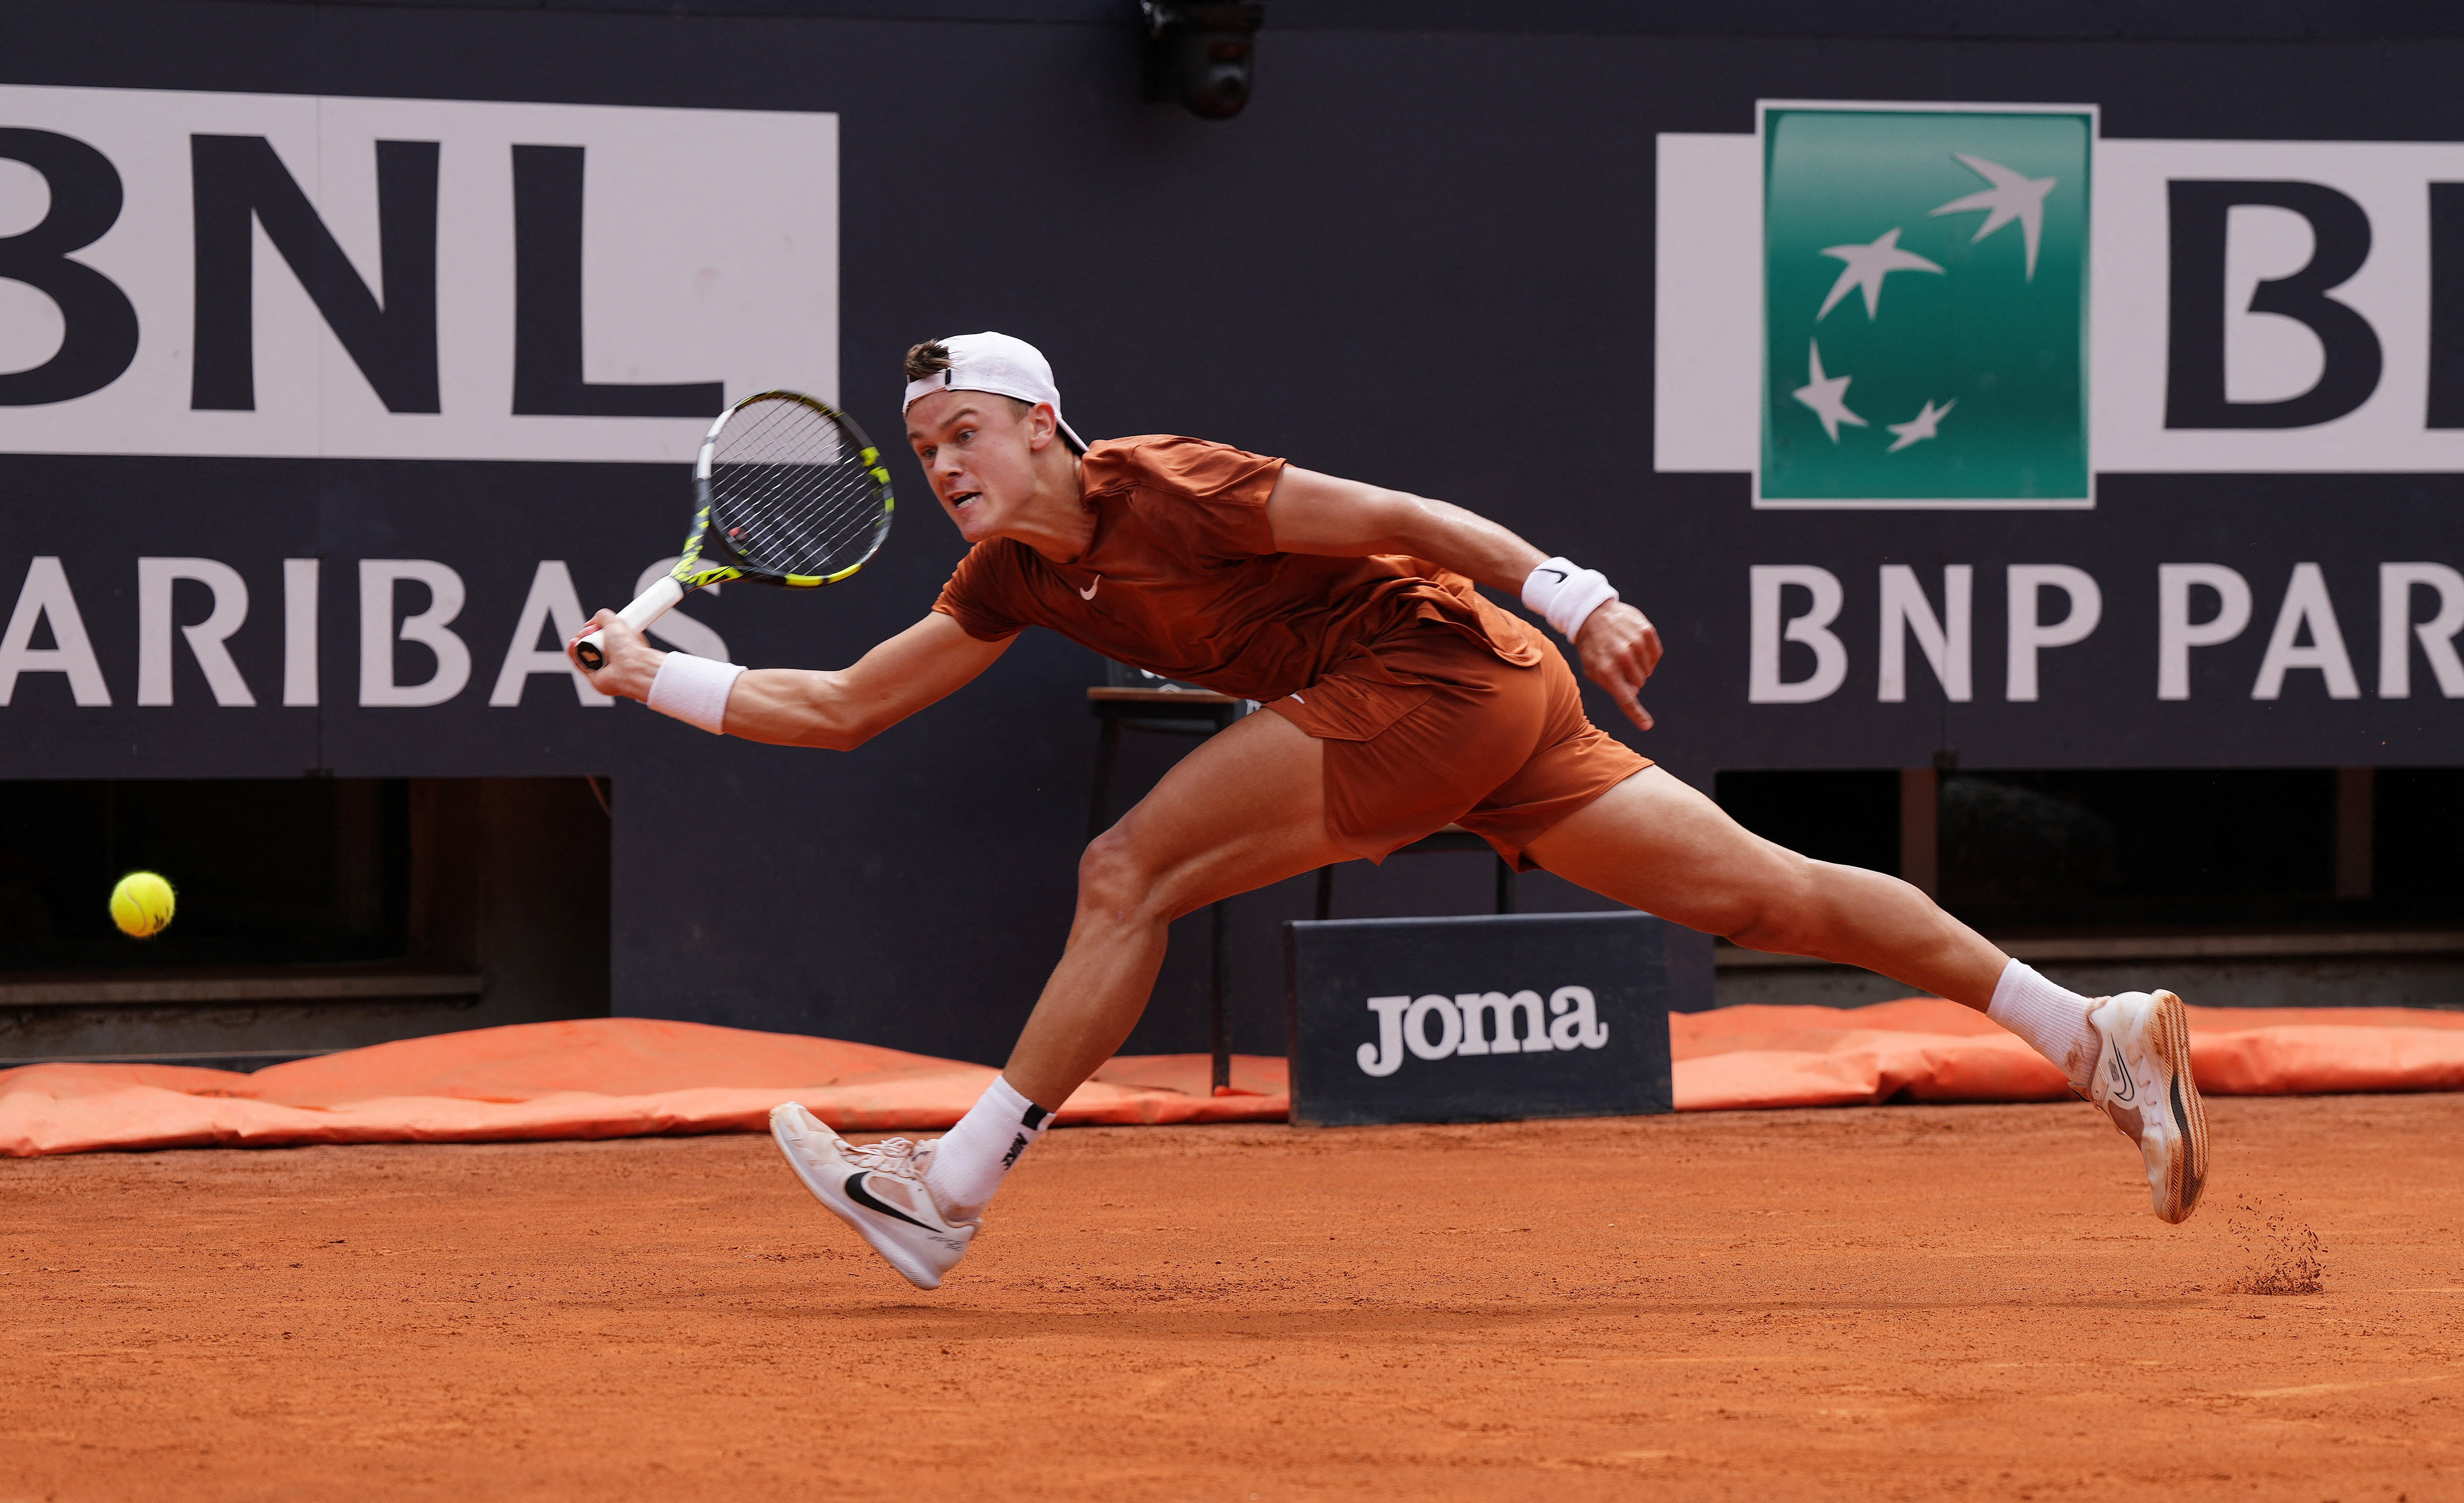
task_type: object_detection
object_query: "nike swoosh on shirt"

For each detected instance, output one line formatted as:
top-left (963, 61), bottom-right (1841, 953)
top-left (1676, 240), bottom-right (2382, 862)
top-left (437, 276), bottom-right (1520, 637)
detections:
top-left (843, 1172), bottom-right (936, 1230)
top-left (1078, 577), bottom-right (1101, 600)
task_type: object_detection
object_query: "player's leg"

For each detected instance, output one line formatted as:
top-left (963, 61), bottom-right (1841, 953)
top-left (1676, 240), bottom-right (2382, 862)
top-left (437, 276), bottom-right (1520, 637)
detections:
top-left (774, 708), bottom-right (1352, 1286)
top-left (1522, 767), bottom-right (2206, 1223)
top-left (1001, 708), bottom-right (1352, 1107)
top-left (1521, 766), bottom-right (2006, 1006)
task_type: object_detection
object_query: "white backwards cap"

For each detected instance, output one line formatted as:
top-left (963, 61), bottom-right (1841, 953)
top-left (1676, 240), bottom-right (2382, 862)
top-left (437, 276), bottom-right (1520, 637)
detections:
top-left (901, 331), bottom-right (1088, 455)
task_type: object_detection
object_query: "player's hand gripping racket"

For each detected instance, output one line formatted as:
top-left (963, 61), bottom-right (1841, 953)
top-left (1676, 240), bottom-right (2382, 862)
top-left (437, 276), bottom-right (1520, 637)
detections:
top-left (573, 390), bottom-right (895, 672)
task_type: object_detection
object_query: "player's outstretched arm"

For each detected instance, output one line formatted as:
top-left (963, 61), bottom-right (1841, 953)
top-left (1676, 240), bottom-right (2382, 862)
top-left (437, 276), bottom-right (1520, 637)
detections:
top-left (570, 609), bottom-right (1010, 749)
top-left (1263, 465), bottom-right (1664, 730)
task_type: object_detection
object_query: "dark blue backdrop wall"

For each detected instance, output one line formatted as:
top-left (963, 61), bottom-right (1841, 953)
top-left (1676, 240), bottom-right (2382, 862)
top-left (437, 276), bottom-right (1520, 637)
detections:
top-left (5, 1), bottom-right (2462, 1061)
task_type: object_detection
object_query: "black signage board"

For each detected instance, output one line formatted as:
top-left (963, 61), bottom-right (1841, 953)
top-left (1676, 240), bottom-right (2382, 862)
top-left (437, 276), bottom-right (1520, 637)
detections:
top-left (10, 2), bottom-right (2464, 1069)
top-left (1284, 912), bottom-right (1685, 1128)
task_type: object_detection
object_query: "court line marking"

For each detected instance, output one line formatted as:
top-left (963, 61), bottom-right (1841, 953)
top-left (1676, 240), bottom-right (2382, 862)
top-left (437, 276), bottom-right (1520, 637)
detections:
top-left (2232, 1373), bottom-right (2456, 1399)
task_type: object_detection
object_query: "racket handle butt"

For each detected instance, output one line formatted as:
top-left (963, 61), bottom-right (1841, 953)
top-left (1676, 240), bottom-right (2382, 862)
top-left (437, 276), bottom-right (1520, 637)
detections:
top-left (573, 575), bottom-right (684, 674)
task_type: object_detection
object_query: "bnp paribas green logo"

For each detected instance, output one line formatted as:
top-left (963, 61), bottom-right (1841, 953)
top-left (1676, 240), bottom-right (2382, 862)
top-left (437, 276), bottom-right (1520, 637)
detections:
top-left (1759, 104), bottom-right (2093, 508)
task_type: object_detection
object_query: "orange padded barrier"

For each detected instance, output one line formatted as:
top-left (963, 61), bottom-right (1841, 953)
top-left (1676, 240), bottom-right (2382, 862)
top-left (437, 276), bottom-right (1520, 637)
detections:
top-left (1669, 999), bottom-right (2464, 1111)
top-left (0, 1019), bottom-right (1288, 1158)
top-left (3, 1000), bottom-right (2458, 1156)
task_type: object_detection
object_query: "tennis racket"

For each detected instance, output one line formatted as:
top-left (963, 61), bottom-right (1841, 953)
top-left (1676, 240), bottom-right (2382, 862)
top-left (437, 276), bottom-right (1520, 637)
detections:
top-left (573, 390), bottom-right (895, 671)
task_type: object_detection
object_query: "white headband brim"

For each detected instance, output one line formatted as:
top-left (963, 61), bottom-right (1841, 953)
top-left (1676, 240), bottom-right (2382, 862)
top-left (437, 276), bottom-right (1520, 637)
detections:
top-left (902, 368), bottom-right (1086, 454)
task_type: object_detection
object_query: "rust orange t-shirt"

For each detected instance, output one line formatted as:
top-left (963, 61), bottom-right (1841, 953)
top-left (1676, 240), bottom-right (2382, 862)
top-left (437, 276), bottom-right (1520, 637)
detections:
top-left (930, 436), bottom-right (1541, 703)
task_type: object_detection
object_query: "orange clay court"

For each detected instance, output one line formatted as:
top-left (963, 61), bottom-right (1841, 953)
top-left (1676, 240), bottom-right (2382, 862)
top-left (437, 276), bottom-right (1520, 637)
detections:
top-left (3, 1090), bottom-right (2459, 1502)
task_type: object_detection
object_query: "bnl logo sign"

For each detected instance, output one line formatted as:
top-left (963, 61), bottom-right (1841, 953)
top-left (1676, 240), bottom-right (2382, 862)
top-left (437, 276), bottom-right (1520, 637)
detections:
top-left (1664, 103), bottom-right (2464, 490)
top-left (1759, 104), bottom-right (2092, 507)
top-left (0, 85), bottom-right (835, 463)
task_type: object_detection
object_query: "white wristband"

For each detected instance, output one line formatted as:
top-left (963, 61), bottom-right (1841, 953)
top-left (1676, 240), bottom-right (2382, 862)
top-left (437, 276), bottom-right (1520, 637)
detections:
top-left (1521, 556), bottom-right (1619, 642)
top-left (646, 652), bottom-right (746, 735)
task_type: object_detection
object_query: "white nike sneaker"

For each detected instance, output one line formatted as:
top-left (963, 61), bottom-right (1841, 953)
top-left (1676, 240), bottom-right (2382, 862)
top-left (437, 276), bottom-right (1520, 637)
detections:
top-left (768, 1102), bottom-right (974, 1289)
top-left (2084, 990), bottom-right (2210, 1224)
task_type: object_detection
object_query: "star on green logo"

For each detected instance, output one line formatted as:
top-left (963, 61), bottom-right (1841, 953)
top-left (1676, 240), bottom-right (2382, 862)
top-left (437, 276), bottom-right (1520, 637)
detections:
top-left (1758, 104), bottom-right (2094, 507)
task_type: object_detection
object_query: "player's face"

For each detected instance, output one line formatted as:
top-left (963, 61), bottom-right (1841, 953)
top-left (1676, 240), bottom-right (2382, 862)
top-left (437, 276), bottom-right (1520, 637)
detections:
top-left (906, 392), bottom-right (1049, 544)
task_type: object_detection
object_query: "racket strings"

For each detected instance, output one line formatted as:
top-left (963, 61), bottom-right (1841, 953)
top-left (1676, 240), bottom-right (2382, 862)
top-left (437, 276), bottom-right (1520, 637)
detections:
top-left (719, 404), bottom-right (874, 559)
top-left (726, 465), bottom-right (881, 573)
top-left (706, 398), bottom-right (888, 577)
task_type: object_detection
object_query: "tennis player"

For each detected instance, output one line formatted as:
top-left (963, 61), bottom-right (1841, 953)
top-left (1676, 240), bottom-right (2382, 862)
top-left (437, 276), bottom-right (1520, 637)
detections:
top-left (572, 332), bottom-right (2208, 1290)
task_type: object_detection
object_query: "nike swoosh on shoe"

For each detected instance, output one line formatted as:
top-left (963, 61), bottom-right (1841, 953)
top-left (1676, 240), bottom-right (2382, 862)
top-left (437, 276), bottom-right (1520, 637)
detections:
top-left (844, 1171), bottom-right (936, 1230)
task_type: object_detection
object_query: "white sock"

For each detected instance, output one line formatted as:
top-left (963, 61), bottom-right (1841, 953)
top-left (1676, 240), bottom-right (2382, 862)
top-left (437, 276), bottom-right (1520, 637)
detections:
top-left (1985, 960), bottom-right (2101, 1090)
top-left (924, 1075), bottom-right (1050, 1224)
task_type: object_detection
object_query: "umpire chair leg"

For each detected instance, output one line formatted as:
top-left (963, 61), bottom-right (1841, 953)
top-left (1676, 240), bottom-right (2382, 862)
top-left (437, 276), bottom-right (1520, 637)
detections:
top-left (1209, 899), bottom-right (1231, 1092)
top-left (1087, 719), bottom-right (1122, 841)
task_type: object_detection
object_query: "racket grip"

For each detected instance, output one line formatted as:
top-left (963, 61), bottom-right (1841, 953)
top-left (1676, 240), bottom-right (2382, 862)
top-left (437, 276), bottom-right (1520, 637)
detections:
top-left (574, 575), bottom-right (686, 672)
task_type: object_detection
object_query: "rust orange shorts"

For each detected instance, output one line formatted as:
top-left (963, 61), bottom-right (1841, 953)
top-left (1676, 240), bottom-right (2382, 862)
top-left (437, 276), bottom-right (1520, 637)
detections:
top-left (1265, 611), bottom-right (1652, 871)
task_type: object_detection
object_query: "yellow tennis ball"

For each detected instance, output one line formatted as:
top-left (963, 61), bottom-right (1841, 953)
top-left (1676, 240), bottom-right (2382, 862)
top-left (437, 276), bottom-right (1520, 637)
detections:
top-left (110, 871), bottom-right (176, 938)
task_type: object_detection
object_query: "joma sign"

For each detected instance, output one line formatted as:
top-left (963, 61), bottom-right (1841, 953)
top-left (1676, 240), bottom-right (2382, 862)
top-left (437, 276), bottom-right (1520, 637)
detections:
top-left (0, 85), bottom-right (836, 462)
top-left (1354, 987), bottom-right (1612, 1077)
top-left (1287, 913), bottom-right (1681, 1127)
